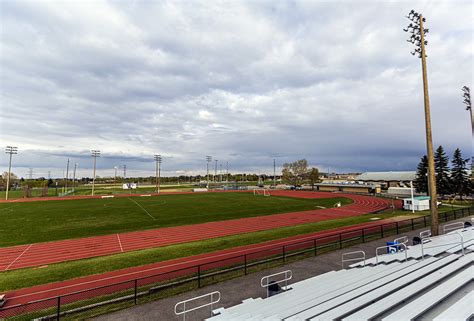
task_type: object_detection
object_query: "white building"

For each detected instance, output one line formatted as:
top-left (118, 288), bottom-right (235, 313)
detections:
top-left (403, 196), bottom-right (430, 211)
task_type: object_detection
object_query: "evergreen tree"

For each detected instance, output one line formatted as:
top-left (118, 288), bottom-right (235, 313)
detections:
top-left (414, 155), bottom-right (428, 193)
top-left (434, 146), bottom-right (451, 196)
top-left (450, 148), bottom-right (470, 199)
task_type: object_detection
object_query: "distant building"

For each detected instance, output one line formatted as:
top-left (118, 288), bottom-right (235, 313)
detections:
top-left (314, 182), bottom-right (381, 194)
top-left (403, 196), bottom-right (430, 211)
top-left (356, 171), bottom-right (416, 189)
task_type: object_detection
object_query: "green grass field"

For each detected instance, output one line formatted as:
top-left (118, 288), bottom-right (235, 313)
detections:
top-left (0, 192), bottom-right (351, 247)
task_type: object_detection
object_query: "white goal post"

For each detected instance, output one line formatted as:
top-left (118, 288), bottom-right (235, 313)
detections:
top-left (253, 189), bottom-right (271, 197)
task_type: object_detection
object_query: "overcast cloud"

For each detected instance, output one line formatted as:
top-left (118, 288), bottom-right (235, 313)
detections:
top-left (0, 0), bottom-right (472, 178)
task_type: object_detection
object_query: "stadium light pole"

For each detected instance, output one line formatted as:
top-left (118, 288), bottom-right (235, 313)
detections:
top-left (206, 156), bottom-right (212, 189)
top-left (462, 86), bottom-right (473, 171)
top-left (404, 10), bottom-right (438, 235)
top-left (91, 150), bottom-right (100, 196)
top-left (65, 158), bottom-right (70, 193)
top-left (214, 159), bottom-right (218, 183)
top-left (273, 159), bottom-right (276, 188)
top-left (114, 166), bottom-right (118, 185)
top-left (4, 146), bottom-right (18, 200)
top-left (154, 155), bottom-right (162, 193)
top-left (73, 163), bottom-right (78, 191)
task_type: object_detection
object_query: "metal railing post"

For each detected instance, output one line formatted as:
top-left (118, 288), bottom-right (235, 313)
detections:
top-left (361, 228), bottom-right (365, 243)
top-left (198, 265), bottom-right (201, 288)
top-left (314, 239), bottom-right (317, 256)
top-left (57, 296), bottom-right (61, 320)
top-left (244, 254), bottom-right (247, 275)
top-left (134, 279), bottom-right (137, 304)
top-left (339, 233), bottom-right (342, 249)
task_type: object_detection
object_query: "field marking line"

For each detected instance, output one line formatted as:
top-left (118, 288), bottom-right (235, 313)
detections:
top-left (127, 197), bottom-right (156, 220)
top-left (4, 244), bottom-right (33, 271)
top-left (116, 234), bottom-right (124, 253)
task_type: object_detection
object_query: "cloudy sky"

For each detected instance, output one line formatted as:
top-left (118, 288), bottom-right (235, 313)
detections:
top-left (0, 0), bottom-right (472, 178)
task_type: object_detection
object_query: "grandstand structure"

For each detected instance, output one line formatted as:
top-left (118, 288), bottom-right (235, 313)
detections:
top-left (201, 221), bottom-right (473, 320)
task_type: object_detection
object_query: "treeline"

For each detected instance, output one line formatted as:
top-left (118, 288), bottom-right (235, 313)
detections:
top-left (414, 146), bottom-right (472, 199)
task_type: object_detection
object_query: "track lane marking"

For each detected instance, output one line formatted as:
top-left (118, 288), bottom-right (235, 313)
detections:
top-left (117, 234), bottom-right (124, 253)
top-left (4, 244), bottom-right (32, 271)
top-left (127, 197), bottom-right (156, 220)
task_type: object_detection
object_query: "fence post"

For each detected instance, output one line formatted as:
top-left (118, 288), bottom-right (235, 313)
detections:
top-left (244, 254), bottom-right (247, 275)
top-left (411, 219), bottom-right (414, 230)
top-left (198, 265), bottom-right (201, 288)
top-left (396, 222), bottom-right (399, 234)
top-left (282, 246), bottom-right (286, 263)
top-left (381, 225), bottom-right (384, 238)
top-left (57, 296), bottom-right (61, 320)
top-left (339, 233), bottom-right (342, 249)
top-left (444, 212), bottom-right (448, 222)
top-left (361, 229), bottom-right (365, 243)
top-left (423, 215), bottom-right (427, 227)
top-left (314, 239), bottom-right (317, 256)
top-left (134, 279), bottom-right (137, 304)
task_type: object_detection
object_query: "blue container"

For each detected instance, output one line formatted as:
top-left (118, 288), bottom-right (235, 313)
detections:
top-left (386, 241), bottom-right (400, 254)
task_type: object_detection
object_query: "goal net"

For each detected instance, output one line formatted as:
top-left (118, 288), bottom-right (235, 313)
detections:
top-left (253, 189), bottom-right (270, 197)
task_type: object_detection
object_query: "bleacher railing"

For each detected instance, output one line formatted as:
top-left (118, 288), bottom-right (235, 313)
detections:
top-left (261, 270), bottom-right (292, 297)
top-left (0, 206), bottom-right (472, 320)
top-left (174, 291), bottom-right (220, 321)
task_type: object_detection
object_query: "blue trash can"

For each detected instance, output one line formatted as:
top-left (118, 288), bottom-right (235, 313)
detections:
top-left (386, 241), bottom-right (400, 254)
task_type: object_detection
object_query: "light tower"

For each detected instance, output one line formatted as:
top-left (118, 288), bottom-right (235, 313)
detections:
top-left (4, 146), bottom-right (18, 200)
top-left (404, 10), bottom-right (438, 235)
top-left (154, 155), bottom-right (162, 193)
top-left (206, 156), bottom-right (212, 189)
top-left (462, 86), bottom-right (472, 173)
top-left (91, 150), bottom-right (100, 196)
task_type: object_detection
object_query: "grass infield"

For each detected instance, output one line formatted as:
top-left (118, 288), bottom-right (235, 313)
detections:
top-left (0, 192), bottom-right (351, 246)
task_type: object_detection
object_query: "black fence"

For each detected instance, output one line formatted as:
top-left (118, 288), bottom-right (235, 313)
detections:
top-left (1, 207), bottom-right (472, 320)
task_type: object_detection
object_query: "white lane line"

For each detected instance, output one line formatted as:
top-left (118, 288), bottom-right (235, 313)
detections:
top-left (4, 244), bottom-right (33, 271)
top-left (117, 234), bottom-right (124, 253)
top-left (127, 197), bottom-right (156, 220)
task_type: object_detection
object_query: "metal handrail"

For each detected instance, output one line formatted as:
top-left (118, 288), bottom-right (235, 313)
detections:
top-left (443, 222), bottom-right (464, 234)
top-left (342, 250), bottom-right (366, 268)
top-left (375, 243), bottom-right (407, 265)
top-left (174, 291), bottom-right (221, 321)
top-left (394, 236), bottom-right (408, 244)
top-left (420, 230), bottom-right (431, 239)
top-left (420, 232), bottom-right (467, 260)
top-left (261, 270), bottom-right (292, 297)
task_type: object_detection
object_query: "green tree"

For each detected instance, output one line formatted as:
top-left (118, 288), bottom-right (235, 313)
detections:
top-left (282, 159), bottom-right (308, 186)
top-left (450, 148), bottom-right (470, 199)
top-left (414, 155), bottom-right (428, 193)
top-left (434, 146), bottom-right (451, 196)
top-left (308, 167), bottom-right (320, 190)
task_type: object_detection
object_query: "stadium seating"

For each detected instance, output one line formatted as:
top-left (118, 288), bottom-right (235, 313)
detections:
top-left (206, 225), bottom-right (473, 320)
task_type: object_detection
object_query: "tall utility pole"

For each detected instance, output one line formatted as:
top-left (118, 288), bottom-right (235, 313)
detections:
top-left (91, 150), bottom-right (100, 196)
top-left (214, 159), bottom-right (218, 183)
top-left (123, 164), bottom-right (127, 181)
top-left (154, 155), bottom-right (162, 193)
top-left (273, 159), bottom-right (276, 188)
top-left (462, 86), bottom-right (473, 172)
top-left (405, 10), bottom-right (438, 235)
top-left (65, 158), bottom-right (70, 192)
top-left (206, 156), bottom-right (212, 189)
top-left (114, 166), bottom-right (118, 184)
top-left (5, 146), bottom-right (18, 200)
top-left (226, 161), bottom-right (229, 183)
top-left (219, 163), bottom-right (223, 182)
top-left (73, 163), bottom-right (78, 190)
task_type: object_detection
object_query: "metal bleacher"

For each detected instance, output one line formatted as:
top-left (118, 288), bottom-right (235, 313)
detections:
top-left (206, 225), bottom-right (474, 321)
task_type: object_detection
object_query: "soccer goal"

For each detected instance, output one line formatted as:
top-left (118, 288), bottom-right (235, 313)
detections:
top-left (254, 189), bottom-right (271, 197)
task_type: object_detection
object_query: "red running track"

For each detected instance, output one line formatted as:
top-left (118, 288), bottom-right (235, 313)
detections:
top-left (1, 217), bottom-right (405, 310)
top-left (0, 191), bottom-right (399, 271)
